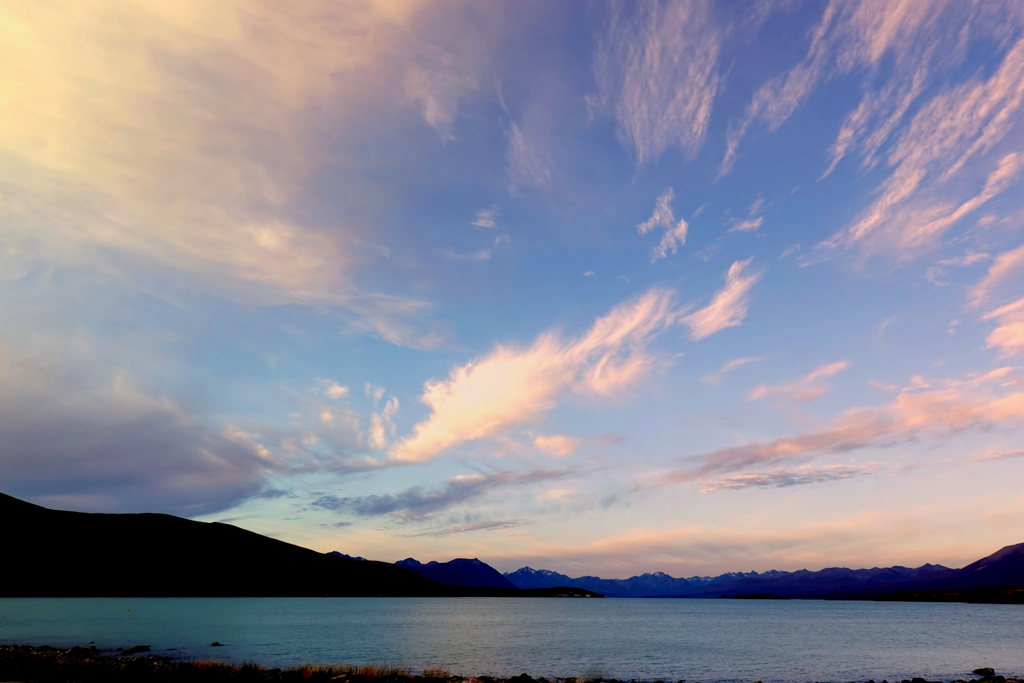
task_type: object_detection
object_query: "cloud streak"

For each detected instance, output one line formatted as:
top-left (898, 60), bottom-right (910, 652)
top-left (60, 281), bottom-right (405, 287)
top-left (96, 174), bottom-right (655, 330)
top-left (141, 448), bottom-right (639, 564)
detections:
top-left (654, 369), bottom-right (1024, 484)
top-left (321, 467), bottom-right (573, 521)
top-left (591, 0), bottom-right (720, 165)
top-left (700, 463), bottom-right (881, 493)
top-left (747, 361), bottom-right (850, 403)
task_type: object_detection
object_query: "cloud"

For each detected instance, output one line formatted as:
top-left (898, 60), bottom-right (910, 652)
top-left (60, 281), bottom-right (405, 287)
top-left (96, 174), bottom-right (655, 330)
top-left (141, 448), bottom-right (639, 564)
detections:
top-left (471, 207), bottom-right (498, 229)
top-left (368, 397), bottom-right (400, 450)
top-left (983, 298), bottom-right (1024, 357)
top-left (729, 217), bottom-right (764, 233)
top-left (404, 519), bottom-right (525, 538)
top-left (403, 42), bottom-right (482, 140)
top-left (700, 357), bottom-right (764, 385)
top-left (506, 122), bottom-right (552, 193)
top-left (444, 249), bottom-right (492, 262)
top-left (0, 0), bottom-right (462, 346)
top-left (966, 448), bottom-right (1024, 462)
top-left (721, 0), bottom-right (960, 175)
top-left (700, 463), bottom-right (882, 493)
top-left (0, 345), bottom-right (278, 515)
top-left (324, 467), bottom-right (573, 521)
top-left (389, 288), bottom-right (682, 463)
top-left (637, 188), bottom-right (689, 262)
top-left (682, 258), bottom-right (763, 340)
top-left (533, 434), bottom-right (582, 457)
top-left (971, 242), bottom-right (1024, 306)
top-left (366, 383), bottom-right (386, 403)
top-left (747, 361), bottom-right (850, 403)
top-left (822, 34), bottom-right (1024, 259)
top-left (654, 369), bottom-right (1024, 484)
top-left (590, 0), bottom-right (720, 165)
top-left (318, 379), bottom-right (350, 400)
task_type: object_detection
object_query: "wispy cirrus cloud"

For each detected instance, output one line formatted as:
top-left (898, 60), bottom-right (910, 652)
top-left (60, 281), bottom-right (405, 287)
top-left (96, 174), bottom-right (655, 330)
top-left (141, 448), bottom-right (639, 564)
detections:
top-left (652, 368), bottom-right (1024, 484)
top-left (389, 288), bottom-right (682, 463)
top-left (682, 258), bottom-right (763, 340)
top-left (590, 0), bottom-right (721, 166)
top-left (971, 242), bottom-right (1024, 306)
top-left (721, 0), bottom-right (959, 176)
top-left (506, 121), bottom-right (552, 193)
top-left (822, 34), bottom-right (1024, 259)
top-left (700, 463), bottom-right (882, 493)
top-left (637, 188), bottom-right (689, 262)
top-left (404, 519), bottom-right (526, 538)
top-left (966, 448), bottom-right (1024, 462)
top-left (701, 357), bottom-right (764, 385)
top-left (747, 361), bottom-right (850, 403)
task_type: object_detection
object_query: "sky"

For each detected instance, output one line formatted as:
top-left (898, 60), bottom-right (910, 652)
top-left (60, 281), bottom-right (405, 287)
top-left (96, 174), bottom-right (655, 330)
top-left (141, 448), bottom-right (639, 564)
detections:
top-left (3, 0), bottom-right (1024, 579)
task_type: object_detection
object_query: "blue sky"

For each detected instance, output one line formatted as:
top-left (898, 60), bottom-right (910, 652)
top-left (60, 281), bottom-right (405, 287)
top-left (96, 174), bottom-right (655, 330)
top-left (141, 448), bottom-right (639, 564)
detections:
top-left (3, 0), bottom-right (1024, 577)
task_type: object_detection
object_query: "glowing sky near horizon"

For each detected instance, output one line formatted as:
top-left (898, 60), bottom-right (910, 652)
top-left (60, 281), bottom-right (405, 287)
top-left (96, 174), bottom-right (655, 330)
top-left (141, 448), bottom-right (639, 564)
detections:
top-left (3, 0), bottom-right (1024, 578)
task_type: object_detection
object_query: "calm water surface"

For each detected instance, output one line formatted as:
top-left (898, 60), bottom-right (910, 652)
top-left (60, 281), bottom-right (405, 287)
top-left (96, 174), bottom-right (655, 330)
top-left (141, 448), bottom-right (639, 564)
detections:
top-left (1, 598), bottom-right (1022, 682)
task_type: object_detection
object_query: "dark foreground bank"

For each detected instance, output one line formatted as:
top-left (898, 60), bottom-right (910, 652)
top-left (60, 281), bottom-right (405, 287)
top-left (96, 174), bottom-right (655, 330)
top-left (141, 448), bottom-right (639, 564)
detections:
top-left (2, 645), bottom-right (1022, 683)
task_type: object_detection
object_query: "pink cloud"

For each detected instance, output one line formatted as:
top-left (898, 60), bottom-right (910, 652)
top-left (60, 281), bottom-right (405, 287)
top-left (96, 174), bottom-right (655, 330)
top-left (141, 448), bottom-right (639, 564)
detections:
top-left (682, 258), bottom-right (763, 340)
top-left (983, 298), bottom-right (1024, 357)
top-left (654, 369), bottom-right (1024, 483)
top-left (747, 361), bottom-right (850, 403)
top-left (389, 288), bottom-right (681, 463)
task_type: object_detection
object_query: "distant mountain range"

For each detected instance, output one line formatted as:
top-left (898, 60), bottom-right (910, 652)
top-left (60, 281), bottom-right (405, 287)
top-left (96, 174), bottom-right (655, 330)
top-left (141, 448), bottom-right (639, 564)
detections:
top-left (503, 545), bottom-right (1024, 602)
top-left (396, 557), bottom-right (517, 589)
top-left (0, 493), bottom-right (600, 598)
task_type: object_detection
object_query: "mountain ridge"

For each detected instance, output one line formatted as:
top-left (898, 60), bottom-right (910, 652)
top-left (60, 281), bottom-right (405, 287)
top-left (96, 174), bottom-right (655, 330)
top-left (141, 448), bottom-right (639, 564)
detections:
top-left (503, 545), bottom-right (1024, 600)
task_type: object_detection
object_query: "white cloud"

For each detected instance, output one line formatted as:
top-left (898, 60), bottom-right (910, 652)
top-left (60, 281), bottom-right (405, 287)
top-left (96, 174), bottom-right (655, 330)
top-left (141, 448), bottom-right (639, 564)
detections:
top-left (471, 207), bottom-right (498, 229)
top-left (747, 361), bottom-right (850, 403)
top-left (729, 217), bottom-right (764, 233)
top-left (682, 258), bottom-right (763, 340)
top-left (534, 434), bottom-right (582, 457)
top-left (637, 188), bottom-right (689, 262)
top-left (365, 383), bottom-right (386, 403)
top-left (389, 288), bottom-right (682, 463)
top-left (318, 379), bottom-right (350, 400)
top-left (369, 396), bottom-right (400, 450)
top-left (591, 0), bottom-right (720, 165)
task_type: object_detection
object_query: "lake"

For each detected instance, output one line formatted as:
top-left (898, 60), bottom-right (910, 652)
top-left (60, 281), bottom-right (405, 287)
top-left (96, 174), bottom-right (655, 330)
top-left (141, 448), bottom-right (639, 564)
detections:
top-left (1, 598), bottom-right (1022, 682)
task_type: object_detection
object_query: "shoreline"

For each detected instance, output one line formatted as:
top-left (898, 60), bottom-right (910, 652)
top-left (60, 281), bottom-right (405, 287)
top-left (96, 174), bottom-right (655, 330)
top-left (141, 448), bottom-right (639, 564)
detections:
top-left (2, 645), bottom-right (1021, 683)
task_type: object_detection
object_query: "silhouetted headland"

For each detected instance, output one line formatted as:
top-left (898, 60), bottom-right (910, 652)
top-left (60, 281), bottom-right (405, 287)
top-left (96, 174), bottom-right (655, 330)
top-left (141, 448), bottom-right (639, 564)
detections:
top-left (0, 493), bottom-right (601, 598)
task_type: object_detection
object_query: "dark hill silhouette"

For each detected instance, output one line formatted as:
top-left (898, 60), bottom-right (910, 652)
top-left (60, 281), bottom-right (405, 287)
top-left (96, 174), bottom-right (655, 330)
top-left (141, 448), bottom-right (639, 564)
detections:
top-left (0, 493), bottom-right (602, 598)
top-left (505, 544), bottom-right (1024, 602)
top-left (396, 558), bottom-right (516, 589)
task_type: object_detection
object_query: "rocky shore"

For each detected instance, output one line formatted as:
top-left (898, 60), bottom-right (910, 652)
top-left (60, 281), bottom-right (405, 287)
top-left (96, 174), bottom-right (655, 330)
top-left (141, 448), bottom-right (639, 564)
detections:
top-left (1, 645), bottom-right (1019, 683)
